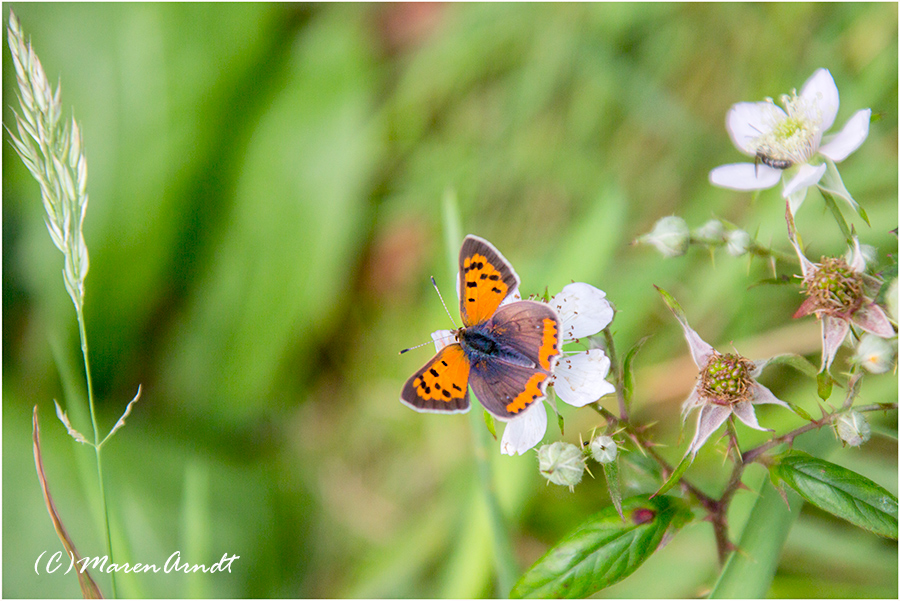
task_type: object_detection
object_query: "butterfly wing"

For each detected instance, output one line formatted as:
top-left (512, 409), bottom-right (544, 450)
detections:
top-left (489, 300), bottom-right (561, 372)
top-left (400, 343), bottom-right (471, 414)
top-left (469, 360), bottom-right (552, 421)
top-left (458, 235), bottom-right (520, 327)
top-left (468, 301), bottom-right (561, 421)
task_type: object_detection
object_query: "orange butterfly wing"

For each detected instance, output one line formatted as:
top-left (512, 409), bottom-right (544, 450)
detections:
top-left (400, 343), bottom-right (471, 414)
top-left (458, 236), bottom-right (520, 327)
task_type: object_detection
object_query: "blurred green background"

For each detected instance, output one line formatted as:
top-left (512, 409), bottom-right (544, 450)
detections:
top-left (3, 3), bottom-right (897, 598)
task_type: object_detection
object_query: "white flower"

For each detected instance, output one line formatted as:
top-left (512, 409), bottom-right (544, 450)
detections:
top-left (709, 68), bottom-right (871, 215)
top-left (662, 293), bottom-right (790, 460)
top-left (501, 283), bottom-right (615, 456)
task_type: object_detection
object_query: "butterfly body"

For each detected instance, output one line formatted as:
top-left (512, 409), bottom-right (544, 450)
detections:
top-left (401, 236), bottom-right (561, 421)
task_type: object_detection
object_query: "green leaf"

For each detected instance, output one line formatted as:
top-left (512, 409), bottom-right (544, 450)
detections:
top-left (510, 495), bottom-right (692, 598)
top-left (622, 336), bottom-right (649, 408)
top-left (760, 353), bottom-right (819, 379)
top-left (772, 451), bottom-right (898, 539)
top-left (653, 452), bottom-right (691, 498)
top-left (602, 460), bottom-right (624, 521)
top-left (483, 409), bottom-right (497, 440)
top-left (820, 189), bottom-right (853, 242)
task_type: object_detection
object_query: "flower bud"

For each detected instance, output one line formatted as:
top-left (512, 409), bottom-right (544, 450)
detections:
top-left (537, 442), bottom-right (585, 491)
top-left (637, 216), bottom-right (689, 258)
top-left (590, 435), bottom-right (617, 464)
top-left (852, 334), bottom-right (895, 374)
top-left (725, 229), bottom-right (752, 256)
top-left (835, 411), bottom-right (871, 447)
top-left (694, 219), bottom-right (725, 243)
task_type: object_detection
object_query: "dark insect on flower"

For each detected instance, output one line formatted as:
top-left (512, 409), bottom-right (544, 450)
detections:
top-left (754, 151), bottom-right (793, 175)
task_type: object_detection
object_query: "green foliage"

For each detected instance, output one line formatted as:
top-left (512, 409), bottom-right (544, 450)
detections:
top-left (3, 3), bottom-right (896, 598)
top-left (511, 495), bottom-right (692, 598)
top-left (771, 451), bottom-right (899, 539)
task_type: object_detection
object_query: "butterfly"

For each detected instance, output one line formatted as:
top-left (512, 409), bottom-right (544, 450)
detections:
top-left (401, 235), bottom-right (561, 421)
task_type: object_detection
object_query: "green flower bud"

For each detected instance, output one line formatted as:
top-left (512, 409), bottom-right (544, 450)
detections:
top-left (835, 411), bottom-right (871, 447)
top-left (638, 216), bottom-right (690, 258)
top-left (694, 219), bottom-right (725, 243)
top-left (590, 435), bottom-right (617, 464)
top-left (725, 229), bottom-right (752, 256)
top-left (538, 442), bottom-right (585, 491)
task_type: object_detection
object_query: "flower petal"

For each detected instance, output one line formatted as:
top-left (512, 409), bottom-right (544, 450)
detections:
top-left (800, 68), bottom-right (839, 132)
top-left (732, 401), bottom-right (770, 432)
top-left (687, 404), bottom-right (731, 458)
top-left (726, 101), bottom-right (785, 154)
top-left (551, 283), bottom-right (614, 341)
top-left (782, 162), bottom-right (826, 199)
top-left (819, 109), bottom-right (870, 162)
top-left (852, 302), bottom-right (896, 338)
top-left (748, 381), bottom-right (790, 409)
top-left (670, 313), bottom-right (715, 368)
top-left (552, 350), bottom-right (615, 407)
top-left (681, 383), bottom-right (704, 420)
top-left (709, 163), bottom-right (782, 191)
top-left (431, 330), bottom-right (456, 353)
top-left (821, 315), bottom-right (851, 371)
top-left (786, 186), bottom-right (810, 216)
top-left (500, 402), bottom-right (547, 456)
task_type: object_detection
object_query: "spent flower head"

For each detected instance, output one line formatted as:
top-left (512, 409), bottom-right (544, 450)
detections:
top-left (787, 222), bottom-right (895, 372)
top-left (709, 69), bottom-right (871, 215)
top-left (7, 10), bottom-right (89, 310)
top-left (658, 288), bottom-right (790, 460)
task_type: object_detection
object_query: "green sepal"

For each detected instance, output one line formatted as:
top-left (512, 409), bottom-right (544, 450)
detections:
top-left (817, 371), bottom-right (834, 401)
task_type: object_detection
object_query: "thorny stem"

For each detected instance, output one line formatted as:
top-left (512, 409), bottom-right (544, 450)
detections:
top-left (592, 340), bottom-right (897, 565)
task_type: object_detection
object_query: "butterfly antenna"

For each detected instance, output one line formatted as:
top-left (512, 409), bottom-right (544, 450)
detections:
top-left (399, 277), bottom-right (458, 355)
top-left (399, 331), bottom-right (456, 355)
top-left (431, 276), bottom-right (459, 329)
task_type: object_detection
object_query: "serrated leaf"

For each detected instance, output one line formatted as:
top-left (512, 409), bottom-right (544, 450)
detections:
top-left (772, 451), bottom-right (898, 539)
top-left (622, 336), bottom-right (648, 408)
top-left (510, 495), bottom-right (692, 598)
